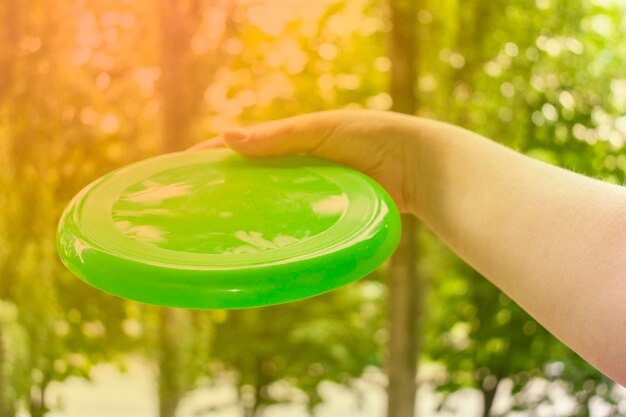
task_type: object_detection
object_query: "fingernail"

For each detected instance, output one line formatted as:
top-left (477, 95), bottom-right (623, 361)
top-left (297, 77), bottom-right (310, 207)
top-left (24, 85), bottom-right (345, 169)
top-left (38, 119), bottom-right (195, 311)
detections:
top-left (222, 129), bottom-right (249, 142)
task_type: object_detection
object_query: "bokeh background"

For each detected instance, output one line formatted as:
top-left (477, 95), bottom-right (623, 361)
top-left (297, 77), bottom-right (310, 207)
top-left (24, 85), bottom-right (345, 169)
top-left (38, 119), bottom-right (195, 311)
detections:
top-left (1, 0), bottom-right (626, 416)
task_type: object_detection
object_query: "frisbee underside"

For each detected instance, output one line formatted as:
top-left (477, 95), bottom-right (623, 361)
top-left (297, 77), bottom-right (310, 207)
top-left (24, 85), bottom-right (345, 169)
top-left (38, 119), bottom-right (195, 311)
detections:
top-left (56, 149), bottom-right (401, 309)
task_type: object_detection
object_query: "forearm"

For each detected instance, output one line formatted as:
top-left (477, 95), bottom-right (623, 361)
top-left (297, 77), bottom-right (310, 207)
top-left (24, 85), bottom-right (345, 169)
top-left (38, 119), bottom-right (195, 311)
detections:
top-left (407, 118), bottom-right (626, 384)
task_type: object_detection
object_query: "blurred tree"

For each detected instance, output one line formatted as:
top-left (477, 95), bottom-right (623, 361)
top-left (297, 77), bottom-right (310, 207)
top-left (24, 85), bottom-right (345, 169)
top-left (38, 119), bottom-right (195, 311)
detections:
top-left (143, 308), bottom-right (212, 417)
top-left (0, 301), bottom-right (29, 417)
top-left (153, 1), bottom-right (238, 416)
top-left (210, 276), bottom-right (386, 417)
top-left (0, 0), bottom-right (19, 102)
top-left (157, 0), bottom-right (236, 151)
top-left (0, 0), bottom-right (135, 414)
top-left (417, 0), bottom-right (626, 415)
top-left (386, 0), bottom-right (422, 417)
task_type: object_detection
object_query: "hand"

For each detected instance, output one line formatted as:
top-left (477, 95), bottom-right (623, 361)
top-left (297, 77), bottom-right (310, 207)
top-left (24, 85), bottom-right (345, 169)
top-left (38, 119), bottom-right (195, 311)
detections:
top-left (189, 110), bottom-right (420, 213)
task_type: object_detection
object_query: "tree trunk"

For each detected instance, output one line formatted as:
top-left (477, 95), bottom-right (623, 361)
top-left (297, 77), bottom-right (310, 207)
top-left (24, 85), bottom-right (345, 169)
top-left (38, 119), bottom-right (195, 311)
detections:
top-left (28, 379), bottom-right (49, 417)
top-left (155, 2), bottom-right (202, 414)
top-left (250, 356), bottom-right (269, 417)
top-left (158, 308), bottom-right (182, 417)
top-left (481, 380), bottom-right (498, 417)
top-left (158, 0), bottom-right (196, 152)
top-left (243, 405), bottom-right (254, 417)
top-left (386, 0), bottom-right (422, 416)
top-left (0, 0), bottom-right (19, 102)
top-left (388, 0), bottom-right (418, 116)
top-left (0, 330), bottom-right (16, 417)
top-left (386, 216), bottom-right (421, 417)
top-left (154, 2), bottom-right (237, 415)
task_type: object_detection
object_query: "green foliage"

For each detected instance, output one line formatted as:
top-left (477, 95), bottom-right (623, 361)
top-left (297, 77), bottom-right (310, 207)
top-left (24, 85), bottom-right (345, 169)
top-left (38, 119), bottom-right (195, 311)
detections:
top-left (1, 0), bottom-right (625, 415)
top-left (0, 301), bottom-right (29, 415)
top-left (210, 274), bottom-right (386, 413)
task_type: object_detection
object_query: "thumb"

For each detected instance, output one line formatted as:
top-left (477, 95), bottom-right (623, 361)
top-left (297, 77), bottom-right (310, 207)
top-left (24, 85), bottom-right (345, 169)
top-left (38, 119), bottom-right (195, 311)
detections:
top-left (221, 114), bottom-right (331, 158)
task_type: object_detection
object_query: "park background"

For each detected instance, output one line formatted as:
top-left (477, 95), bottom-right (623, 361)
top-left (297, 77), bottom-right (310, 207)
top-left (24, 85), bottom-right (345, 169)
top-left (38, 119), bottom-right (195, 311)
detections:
top-left (1, 0), bottom-right (626, 416)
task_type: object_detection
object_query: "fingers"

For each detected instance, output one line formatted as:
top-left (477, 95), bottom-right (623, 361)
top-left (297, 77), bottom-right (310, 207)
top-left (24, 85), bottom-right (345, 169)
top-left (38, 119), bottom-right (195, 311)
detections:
top-left (188, 114), bottom-right (330, 157)
top-left (221, 114), bottom-right (331, 158)
top-left (187, 137), bottom-right (225, 151)
top-left (217, 112), bottom-right (387, 176)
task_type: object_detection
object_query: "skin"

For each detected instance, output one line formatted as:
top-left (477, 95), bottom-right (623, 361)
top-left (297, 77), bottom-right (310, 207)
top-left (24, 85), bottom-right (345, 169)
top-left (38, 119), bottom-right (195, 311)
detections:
top-left (190, 109), bottom-right (626, 386)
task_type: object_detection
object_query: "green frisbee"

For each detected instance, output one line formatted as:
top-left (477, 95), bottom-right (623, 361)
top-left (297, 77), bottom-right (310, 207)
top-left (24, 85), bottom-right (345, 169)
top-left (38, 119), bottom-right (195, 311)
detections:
top-left (56, 148), bottom-right (401, 309)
